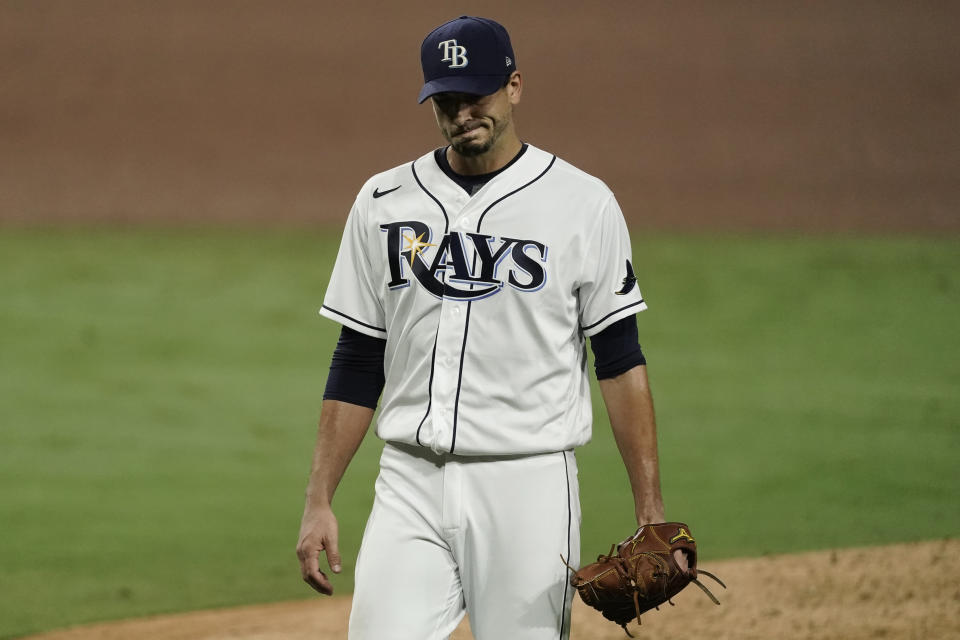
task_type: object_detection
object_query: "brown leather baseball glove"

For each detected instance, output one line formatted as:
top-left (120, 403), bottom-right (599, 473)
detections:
top-left (568, 522), bottom-right (725, 636)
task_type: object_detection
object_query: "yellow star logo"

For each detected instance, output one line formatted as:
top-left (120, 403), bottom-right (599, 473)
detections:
top-left (402, 232), bottom-right (436, 267)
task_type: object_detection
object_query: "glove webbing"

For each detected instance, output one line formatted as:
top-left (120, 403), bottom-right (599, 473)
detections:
top-left (690, 569), bottom-right (726, 605)
top-left (597, 549), bottom-right (727, 638)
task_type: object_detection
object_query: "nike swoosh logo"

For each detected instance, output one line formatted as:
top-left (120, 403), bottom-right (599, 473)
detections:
top-left (373, 185), bottom-right (402, 198)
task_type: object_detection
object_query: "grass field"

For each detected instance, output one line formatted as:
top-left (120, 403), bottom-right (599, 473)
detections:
top-left (0, 227), bottom-right (957, 639)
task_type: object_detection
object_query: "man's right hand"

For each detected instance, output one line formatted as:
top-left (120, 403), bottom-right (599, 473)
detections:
top-left (296, 505), bottom-right (342, 595)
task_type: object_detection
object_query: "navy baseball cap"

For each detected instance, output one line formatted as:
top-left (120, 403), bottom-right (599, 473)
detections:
top-left (418, 16), bottom-right (516, 104)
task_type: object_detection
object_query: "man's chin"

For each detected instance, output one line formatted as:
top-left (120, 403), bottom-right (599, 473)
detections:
top-left (450, 139), bottom-right (493, 157)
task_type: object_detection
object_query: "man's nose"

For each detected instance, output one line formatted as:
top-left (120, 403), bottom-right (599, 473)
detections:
top-left (452, 102), bottom-right (473, 123)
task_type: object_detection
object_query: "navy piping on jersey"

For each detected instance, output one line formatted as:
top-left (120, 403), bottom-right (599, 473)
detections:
top-left (448, 154), bottom-right (558, 453)
top-left (320, 304), bottom-right (386, 333)
top-left (581, 299), bottom-right (646, 332)
top-left (412, 160), bottom-right (451, 232)
top-left (449, 303), bottom-right (472, 453)
top-left (435, 143), bottom-right (529, 195)
top-left (476, 155), bottom-right (557, 230)
top-left (414, 340), bottom-right (438, 447)
top-left (560, 451), bottom-right (573, 639)
top-left (411, 160), bottom-right (450, 448)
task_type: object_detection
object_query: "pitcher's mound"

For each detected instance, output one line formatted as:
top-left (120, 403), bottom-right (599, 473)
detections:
top-left (22, 539), bottom-right (959, 640)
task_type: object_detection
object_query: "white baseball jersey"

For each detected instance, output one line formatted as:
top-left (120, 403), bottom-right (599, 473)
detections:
top-left (320, 144), bottom-right (646, 456)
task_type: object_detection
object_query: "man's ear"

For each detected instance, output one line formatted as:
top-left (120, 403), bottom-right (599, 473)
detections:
top-left (507, 71), bottom-right (523, 104)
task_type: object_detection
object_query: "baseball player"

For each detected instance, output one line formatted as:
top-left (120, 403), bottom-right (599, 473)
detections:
top-left (297, 16), bottom-right (681, 640)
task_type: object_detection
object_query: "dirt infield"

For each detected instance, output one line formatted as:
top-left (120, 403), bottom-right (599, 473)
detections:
top-left (2, 1), bottom-right (958, 231)
top-left (22, 539), bottom-right (959, 640)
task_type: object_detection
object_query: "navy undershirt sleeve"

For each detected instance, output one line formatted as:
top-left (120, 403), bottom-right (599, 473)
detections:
top-left (324, 313), bottom-right (641, 404)
top-left (590, 315), bottom-right (647, 380)
top-left (323, 326), bottom-right (387, 409)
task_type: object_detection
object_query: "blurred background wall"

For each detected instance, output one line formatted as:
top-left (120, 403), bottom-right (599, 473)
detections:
top-left (1, 0), bottom-right (958, 231)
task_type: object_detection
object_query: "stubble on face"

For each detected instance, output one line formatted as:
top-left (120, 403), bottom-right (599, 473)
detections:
top-left (443, 117), bottom-right (508, 157)
top-left (433, 91), bottom-right (512, 158)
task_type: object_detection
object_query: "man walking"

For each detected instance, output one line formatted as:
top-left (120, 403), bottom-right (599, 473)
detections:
top-left (297, 16), bottom-right (673, 639)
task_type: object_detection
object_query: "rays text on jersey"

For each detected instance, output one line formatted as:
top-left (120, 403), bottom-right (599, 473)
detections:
top-left (380, 220), bottom-right (548, 300)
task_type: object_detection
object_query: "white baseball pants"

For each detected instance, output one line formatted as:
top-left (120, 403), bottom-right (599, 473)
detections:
top-left (348, 442), bottom-right (581, 640)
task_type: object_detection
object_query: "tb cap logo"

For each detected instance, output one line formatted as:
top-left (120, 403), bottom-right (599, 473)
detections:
top-left (438, 39), bottom-right (468, 68)
top-left (418, 17), bottom-right (515, 103)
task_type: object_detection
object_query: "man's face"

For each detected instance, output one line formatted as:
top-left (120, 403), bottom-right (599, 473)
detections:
top-left (431, 75), bottom-right (520, 157)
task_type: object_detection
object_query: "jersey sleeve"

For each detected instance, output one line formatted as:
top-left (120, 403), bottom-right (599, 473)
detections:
top-left (577, 195), bottom-right (647, 337)
top-left (319, 195), bottom-right (388, 339)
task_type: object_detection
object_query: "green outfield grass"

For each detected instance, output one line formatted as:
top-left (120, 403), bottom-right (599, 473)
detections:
top-left (0, 227), bottom-right (957, 638)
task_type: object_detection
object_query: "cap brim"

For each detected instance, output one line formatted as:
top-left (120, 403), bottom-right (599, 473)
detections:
top-left (417, 75), bottom-right (505, 104)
